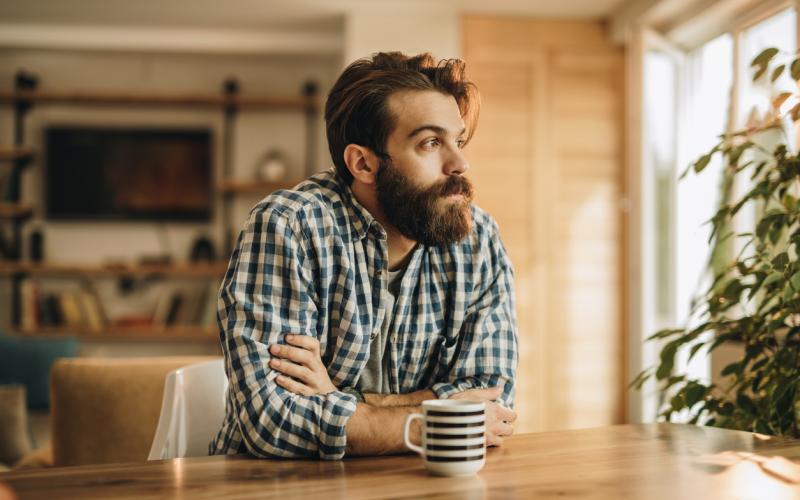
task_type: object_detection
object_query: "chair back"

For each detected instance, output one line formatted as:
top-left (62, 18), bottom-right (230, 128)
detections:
top-left (50, 356), bottom-right (216, 466)
top-left (148, 358), bottom-right (227, 460)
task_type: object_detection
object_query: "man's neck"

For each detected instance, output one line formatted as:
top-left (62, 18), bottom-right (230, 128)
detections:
top-left (350, 181), bottom-right (417, 270)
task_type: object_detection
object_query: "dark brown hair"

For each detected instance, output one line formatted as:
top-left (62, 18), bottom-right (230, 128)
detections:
top-left (324, 52), bottom-right (480, 184)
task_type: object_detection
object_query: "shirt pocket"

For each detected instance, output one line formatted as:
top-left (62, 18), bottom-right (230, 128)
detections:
top-left (398, 321), bottom-right (446, 389)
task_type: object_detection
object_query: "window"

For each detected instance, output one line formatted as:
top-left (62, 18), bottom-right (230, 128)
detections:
top-left (636, 3), bottom-right (798, 421)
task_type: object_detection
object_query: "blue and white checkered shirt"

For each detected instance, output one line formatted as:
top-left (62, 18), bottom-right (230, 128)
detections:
top-left (209, 169), bottom-right (518, 460)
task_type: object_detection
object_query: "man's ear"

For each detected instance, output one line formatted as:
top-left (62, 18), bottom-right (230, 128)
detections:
top-left (343, 144), bottom-right (380, 185)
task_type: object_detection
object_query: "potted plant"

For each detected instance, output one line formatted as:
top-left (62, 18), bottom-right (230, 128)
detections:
top-left (633, 46), bottom-right (800, 436)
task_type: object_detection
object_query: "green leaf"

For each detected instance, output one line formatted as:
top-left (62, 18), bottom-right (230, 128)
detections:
top-left (737, 393), bottom-right (758, 417)
top-left (791, 271), bottom-right (800, 291)
top-left (772, 253), bottom-right (789, 271)
top-left (771, 64), bottom-right (786, 82)
top-left (629, 369), bottom-right (651, 390)
top-left (694, 153), bottom-right (712, 173)
top-left (769, 226), bottom-right (782, 246)
top-left (688, 341), bottom-right (707, 362)
top-left (754, 65), bottom-right (768, 82)
top-left (721, 361), bottom-right (742, 377)
top-left (728, 141), bottom-right (754, 166)
top-left (722, 279), bottom-right (744, 302)
top-left (686, 384), bottom-right (707, 407)
top-left (751, 48), bottom-right (779, 68)
top-left (755, 420), bottom-right (772, 435)
top-left (791, 59), bottom-right (800, 81)
top-left (783, 283), bottom-right (794, 302)
top-left (646, 328), bottom-right (685, 341)
top-left (762, 272), bottom-right (784, 289)
top-left (756, 217), bottom-right (772, 241)
top-left (783, 193), bottom-right (797, 212)
top-left (670, 393), bottom-right (684, 412)
top-left (656, 340), bottom-right (680, 380)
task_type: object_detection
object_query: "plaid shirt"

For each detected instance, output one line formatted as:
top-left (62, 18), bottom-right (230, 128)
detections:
top-left (210, 169), bottom-right (518, 460)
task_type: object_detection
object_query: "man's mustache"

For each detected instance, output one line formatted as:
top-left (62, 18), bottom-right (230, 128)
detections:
top-left (435, 175), bottom-right (474, 199)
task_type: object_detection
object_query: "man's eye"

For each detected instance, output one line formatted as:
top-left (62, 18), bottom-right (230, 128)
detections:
top-left (456, 139), bottom-right (466, 149)
top-left (422, 138), bottom-right (441, 148)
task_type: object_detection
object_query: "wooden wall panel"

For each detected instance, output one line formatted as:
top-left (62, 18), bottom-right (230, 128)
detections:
top-left (463, 16), bottom-right (625, 432)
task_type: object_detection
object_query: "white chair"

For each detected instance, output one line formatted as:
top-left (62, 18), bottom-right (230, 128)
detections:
top-left (148, 358), bottom-right (228, 460)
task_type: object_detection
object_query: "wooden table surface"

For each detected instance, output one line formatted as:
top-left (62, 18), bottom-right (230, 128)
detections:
top-left (3, 423), bottom-right (800, 499)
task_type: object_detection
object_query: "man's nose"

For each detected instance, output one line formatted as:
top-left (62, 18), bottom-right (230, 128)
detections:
top-left (444, 146), bottom-right (469, 176)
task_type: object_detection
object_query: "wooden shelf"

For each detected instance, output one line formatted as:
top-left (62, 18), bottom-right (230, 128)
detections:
top-left (0, 261), bottom-right (228, 277)
top-left (0, 147), bottom-right (34, 162)
top-left (11, 325), bottom-right (218, 342)
top-left (0, 90), bottom-right (319, 111)
top-left (0, 203), bottom-right (33, 220)
top-left (217, 179), bottom-right (300, 195)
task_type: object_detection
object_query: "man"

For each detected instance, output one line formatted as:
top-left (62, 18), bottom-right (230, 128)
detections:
top-left (210, 52), bottom-right (518, 460)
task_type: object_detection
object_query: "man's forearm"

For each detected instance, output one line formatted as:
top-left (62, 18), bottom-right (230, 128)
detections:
top-left (362, 390), bottom-right (435, 407)
top-left (344, 403), bottom-right (421, 456)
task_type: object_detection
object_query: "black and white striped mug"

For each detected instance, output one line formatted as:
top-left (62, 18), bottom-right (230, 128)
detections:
top-left (403, 399), bottom-right (486, 476)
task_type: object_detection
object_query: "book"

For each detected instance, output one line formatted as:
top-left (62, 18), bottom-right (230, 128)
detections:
top-left (165, 294), bottom-right (184, 326)
top-left (78, 291), bottom-right (105, 332)
top-left (20, 279), bottom-right (39, 331)
top-left (58, 291), bottom-right (84, 329)
top-left (152, 286), bottom-right (175, 327)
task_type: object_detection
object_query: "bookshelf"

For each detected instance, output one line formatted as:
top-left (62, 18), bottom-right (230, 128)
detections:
top-left (0, 147), bottom-right (34, 162)
top-left (0, 203), bottom-right (34, 220)
top-left (0, 90), bottom-right (318, 110)
top-left (217, 179), bottom-right (301, 195)
top-left (0, 261), bottom-right (228, 278)
top-left (1, 71), bottom-right (319, 341)
top-left (10, 325), bottom-right (218, 342)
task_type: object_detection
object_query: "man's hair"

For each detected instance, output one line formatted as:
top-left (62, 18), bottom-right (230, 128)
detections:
top-left (324, 51), bottom-right (480, 184)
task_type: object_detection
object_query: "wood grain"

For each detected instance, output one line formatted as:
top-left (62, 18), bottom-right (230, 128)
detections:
top-left (3, 425), bottom-right (800, 499)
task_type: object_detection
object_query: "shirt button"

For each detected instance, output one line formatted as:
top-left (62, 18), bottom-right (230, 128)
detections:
top-left (391, 334), bottom-right (398, 343)
top-left (376, 269), bottom-right (383, 278)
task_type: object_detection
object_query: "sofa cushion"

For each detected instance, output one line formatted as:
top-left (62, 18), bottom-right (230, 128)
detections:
top-left (0, 333), bottom-right (79, 409)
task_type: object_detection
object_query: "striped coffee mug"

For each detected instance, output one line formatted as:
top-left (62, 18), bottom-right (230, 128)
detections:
top-left (403, 399), bottom-right (486, 476)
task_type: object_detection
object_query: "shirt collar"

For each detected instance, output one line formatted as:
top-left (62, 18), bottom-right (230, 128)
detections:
top-left (330, 169), bottom-right (386, 242)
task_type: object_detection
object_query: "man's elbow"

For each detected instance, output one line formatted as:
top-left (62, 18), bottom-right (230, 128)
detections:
top-left (236, 406), bottom-right (346, 460)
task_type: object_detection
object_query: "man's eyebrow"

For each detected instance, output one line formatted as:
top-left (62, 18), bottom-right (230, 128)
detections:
top-left (407, 125), bottom-right (466, 139)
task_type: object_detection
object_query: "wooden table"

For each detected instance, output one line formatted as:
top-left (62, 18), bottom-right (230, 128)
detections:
top-left (3, 424), bottom-right (800, 499)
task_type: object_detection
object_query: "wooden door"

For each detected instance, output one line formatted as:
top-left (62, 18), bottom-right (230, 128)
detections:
top-left (463, 17), bottom-right (626, 432)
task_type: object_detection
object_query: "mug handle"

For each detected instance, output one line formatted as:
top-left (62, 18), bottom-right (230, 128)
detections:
top-left (403, 413), bottom-right (425, 455)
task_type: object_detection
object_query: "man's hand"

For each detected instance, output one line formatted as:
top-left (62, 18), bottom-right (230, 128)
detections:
top-left (449, 386), bottom-right (516, 447)
top-left (268, 334), bottom-right (337, 396)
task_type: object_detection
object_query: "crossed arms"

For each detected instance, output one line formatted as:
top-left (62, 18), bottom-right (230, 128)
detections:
top-left (267, 334), bottom-right (516, 456)
top-left (218, 206), bottom-right (518, 459)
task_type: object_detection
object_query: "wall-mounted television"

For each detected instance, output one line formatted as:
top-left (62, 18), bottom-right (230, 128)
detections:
top-left (45, 126), bottom-right (213, 221)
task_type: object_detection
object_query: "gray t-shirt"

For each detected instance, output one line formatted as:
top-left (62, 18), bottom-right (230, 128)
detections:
top-left (352, 266), bottom-right (404, 397)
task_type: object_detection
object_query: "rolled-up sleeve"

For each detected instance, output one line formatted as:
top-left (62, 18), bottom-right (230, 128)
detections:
top-left (220, 205), bottom-right (357, 460)
top-left (431, 220), bottom-right (519, 408)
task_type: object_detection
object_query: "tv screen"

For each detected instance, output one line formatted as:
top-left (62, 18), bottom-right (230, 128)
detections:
top-left (45, 126), bottom-right (213, 221)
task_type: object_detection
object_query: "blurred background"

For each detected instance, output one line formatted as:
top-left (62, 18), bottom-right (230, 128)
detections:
top-left (0, 0), bottom-right (795, 469)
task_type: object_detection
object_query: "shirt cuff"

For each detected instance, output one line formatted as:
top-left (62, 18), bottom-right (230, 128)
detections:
top-left (431, 380), bottom-right (478, 400)
top-left (317, 390), bottom-right (358, 460)
top-left (340, 386), bottom-right (365, 403)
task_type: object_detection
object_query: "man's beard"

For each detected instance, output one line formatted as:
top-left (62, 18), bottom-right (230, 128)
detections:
top-left (375, 158), bottom-right (474, 247)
